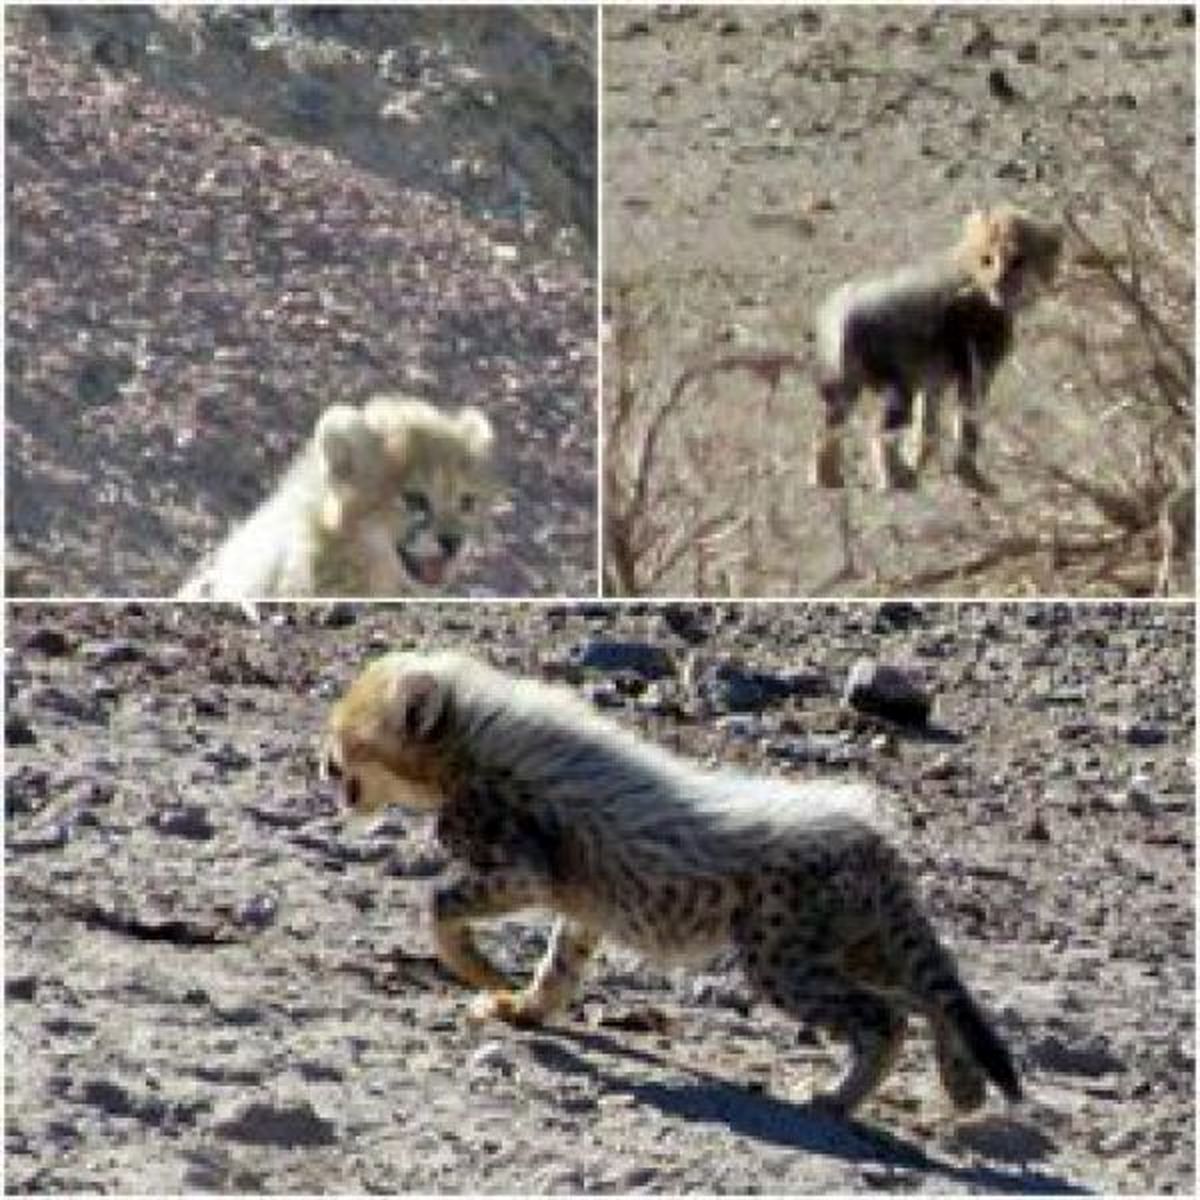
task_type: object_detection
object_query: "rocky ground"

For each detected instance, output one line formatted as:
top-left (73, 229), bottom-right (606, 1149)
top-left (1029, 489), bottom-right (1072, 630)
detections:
top-left (602, 6), bottom-right (1194, 597)
top-left (5, 7), bottom-right (597, 598)
top-left (5, 602), bottom-right (1194, 1193)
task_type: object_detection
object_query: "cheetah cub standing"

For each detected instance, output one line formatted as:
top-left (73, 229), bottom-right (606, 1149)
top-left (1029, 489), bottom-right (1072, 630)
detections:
top-left (325, 650), bottom-right (1021, 1118)
top-left (814, 204), bottom-right (1062, 492)
top-left (180, 396), bottom-right (494, 599)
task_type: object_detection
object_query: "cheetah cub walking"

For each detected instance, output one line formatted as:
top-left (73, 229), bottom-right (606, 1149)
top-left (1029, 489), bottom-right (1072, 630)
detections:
top-left (325, 650), bottom-right (1021, 1118)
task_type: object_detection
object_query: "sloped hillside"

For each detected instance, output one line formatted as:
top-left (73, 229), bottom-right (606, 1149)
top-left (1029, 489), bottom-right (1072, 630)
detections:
top-left (6, 7), bottom-right (597, 597)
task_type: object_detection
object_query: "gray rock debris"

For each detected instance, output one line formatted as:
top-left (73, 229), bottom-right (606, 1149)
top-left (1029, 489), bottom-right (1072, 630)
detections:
top-left (213, 1098), bottom-right (338, 1148)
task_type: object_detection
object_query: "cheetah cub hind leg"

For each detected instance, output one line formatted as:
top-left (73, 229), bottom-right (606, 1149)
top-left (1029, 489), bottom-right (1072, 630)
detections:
top-left (758, 966), bottom-right (908, 1116)
top-left (808, 993), bottom-right (909, 1117)
top-left (933, 1017), bottom-right (988, 1113)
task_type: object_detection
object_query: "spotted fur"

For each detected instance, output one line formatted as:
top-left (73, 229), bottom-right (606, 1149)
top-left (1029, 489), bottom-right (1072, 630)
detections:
top-left (325, 650), bottom-right (1021, 1117)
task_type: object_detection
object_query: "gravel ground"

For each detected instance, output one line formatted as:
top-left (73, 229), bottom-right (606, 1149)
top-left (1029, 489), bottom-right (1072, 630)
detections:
top-left (4, 601), bottom-right (1194, 1193)
top-left (5, 8), bottom-right (597, 598)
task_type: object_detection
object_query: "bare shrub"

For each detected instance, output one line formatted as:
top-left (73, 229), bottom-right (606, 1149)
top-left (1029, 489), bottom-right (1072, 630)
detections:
top-left (603, 277), bottom-right (833, 596)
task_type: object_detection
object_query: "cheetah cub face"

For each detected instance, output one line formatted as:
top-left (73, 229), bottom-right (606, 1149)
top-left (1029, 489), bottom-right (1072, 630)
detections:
top-left (323, 655), bottom-right (451, 817)
top-left (958, 204), bottom-right (1062, 311)
top-left (319, 398), bottom-right (494, 591)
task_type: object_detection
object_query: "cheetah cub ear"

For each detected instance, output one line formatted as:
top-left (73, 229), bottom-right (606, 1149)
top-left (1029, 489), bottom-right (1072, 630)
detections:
top-left (385, 669), bottom-right (451, 743)
top-left (454, 407), bottom-right (495, 458)
top-left (315, 404), bottom-right (385, 530)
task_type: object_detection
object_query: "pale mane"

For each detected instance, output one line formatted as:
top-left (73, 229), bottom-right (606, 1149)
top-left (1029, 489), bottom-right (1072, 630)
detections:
top-left (407, 650), bottom-right (884, 853)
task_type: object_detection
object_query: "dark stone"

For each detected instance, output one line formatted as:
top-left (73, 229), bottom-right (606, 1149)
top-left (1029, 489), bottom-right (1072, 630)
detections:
top-left (25, 628), bottom-right (72, 657)
top-left (701, 660), bottom-right (826, 713)
top-left (6, 711), bottom-right (37, 747)
top-left (843, 659), bottom-right (931, 728)
top-left (204, 743), bottom-right (253, 771)
top-left (660, 604), bottom-right (712, 645)
top-left (6, 976), bottom-right (38, 1002)
top-left (214, 1099), bottom-right (338, 1148)
top-left (84, 640), bottom-right (143, 666)
top-left (5, 765), bottom-right (50, 815)
top-left (1025, 812), bottom-right (1051, 842)
top-left (75, 353), bottom-right (134, 407)
top-left (570, 639), bottom-right (674, 680)
top-left (962, 23), bottom-right (998, 57)
top-left (82, 1080), bottom-right (136, 1117)
top-left (321, 602), bottom-right (359, 628)
top-left (987, 67), bottom-right (1018, 102)
top-left (873, 602), bottom-right (923, 632)
top-left (1124, 722), bottom-right (1168, 747)
top-left (1029, 1034), bottom-right (1125, 1077)
top-left (153, 804), bottom-right (216, 841)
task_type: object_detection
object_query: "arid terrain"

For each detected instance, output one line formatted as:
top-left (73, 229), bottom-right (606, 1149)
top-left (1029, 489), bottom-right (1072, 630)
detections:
top-left (5, 602), bottom-right (1194, 1192)
top-left (5, 7), bottom-right (597, 598)
top-left (603, 6), bottom-right (1194, 597)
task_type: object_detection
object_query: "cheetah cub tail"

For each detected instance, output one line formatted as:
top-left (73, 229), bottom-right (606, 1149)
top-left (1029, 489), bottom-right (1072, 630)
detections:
top-left (940, 984), bottom-right (1022, 1105)
top-left (881, 884), bottom-right (1022, 1110)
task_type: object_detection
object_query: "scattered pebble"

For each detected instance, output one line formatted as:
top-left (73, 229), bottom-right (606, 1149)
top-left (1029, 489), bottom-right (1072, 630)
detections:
top-left (234, 893), bottom-right (278, 929)
top-left (152, 804), bottom-right (216, 841)
top-left (569, 639), bottom-right (674, 680)
top-left (8, 822), bottom-right (72, 853)
top-left (767, 733), bottom-right (862, 767)
top-left (203, 743), bottom-right (253, 771)
top-left (25, 628), bottom-right (72, 657)
top-left (82, 640), bottom-right (143, 667)
top-left (213, 1098), bottom-right (338, 1148)
top-left (5, 711), bottom-right (37, 747)
top-left (1028, 1033), bottom-right (1126, 1077)
top-left (31, 686), bottom-right (109, 724)
top-left (842, 660), bottom-right (931, 728)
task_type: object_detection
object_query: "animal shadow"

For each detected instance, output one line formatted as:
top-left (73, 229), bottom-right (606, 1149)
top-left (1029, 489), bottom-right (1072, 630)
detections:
top-left (523, 1025), bottom-right (1089, 1195)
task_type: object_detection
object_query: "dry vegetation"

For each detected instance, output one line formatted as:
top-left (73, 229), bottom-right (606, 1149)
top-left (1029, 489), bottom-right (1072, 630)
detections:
top-left (605, 150), bottom-right (1194, 598)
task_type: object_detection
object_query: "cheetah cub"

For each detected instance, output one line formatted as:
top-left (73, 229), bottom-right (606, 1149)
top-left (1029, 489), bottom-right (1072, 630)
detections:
top-left (815, 204), bottom-right (1062, 492)
top-left (325, 650), bottom-right (1021, 1118)
top-left (179, 396), bottom-right (494, 599)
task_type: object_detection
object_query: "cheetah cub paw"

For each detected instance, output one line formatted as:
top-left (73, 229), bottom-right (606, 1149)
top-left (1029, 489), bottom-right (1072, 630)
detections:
top-left (468, 988), bottom-right (548, 1027)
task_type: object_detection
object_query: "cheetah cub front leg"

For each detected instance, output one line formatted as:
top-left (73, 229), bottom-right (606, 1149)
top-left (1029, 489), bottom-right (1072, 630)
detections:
top-left (433, 870), bottom-right (598, 1027)
top-left (470, 917), bottom-right (599, 1026)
